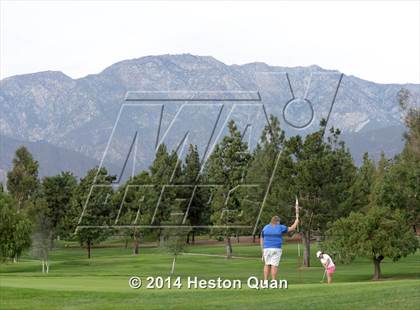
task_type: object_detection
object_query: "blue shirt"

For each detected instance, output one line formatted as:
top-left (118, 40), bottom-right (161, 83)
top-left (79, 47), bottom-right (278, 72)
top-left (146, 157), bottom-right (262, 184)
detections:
top-left (261, 224), bottom-right (288, 249)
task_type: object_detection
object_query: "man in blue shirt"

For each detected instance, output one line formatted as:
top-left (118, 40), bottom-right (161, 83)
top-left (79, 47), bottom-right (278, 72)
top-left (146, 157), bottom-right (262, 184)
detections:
top-left (260, 215), bottom-right (299, 280)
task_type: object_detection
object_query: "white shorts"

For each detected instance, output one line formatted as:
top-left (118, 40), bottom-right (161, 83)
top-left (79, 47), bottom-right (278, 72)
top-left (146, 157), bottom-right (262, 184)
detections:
top-left (263, 248), bottom-right (282, 266)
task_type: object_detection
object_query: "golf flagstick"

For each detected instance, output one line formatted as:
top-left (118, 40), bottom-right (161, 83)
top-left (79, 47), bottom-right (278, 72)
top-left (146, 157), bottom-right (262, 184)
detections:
top-left (295, 196), bottom-right (303, 283)
top-left (295, 196), bottom-right (300, 257)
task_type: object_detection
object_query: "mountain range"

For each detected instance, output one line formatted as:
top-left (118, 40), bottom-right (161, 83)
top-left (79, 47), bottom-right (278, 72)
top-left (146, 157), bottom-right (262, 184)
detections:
top-left (1, 54), bottom-right (419, 182)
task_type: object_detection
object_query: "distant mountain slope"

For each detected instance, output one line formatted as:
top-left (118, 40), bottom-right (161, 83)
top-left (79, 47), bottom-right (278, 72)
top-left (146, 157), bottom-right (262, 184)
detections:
top-left (1, 54), bottom-right (419, 177)
top-left (342, 125), bottom-right (406, 165)
top-left (0, 135), bottom-right (100, 178)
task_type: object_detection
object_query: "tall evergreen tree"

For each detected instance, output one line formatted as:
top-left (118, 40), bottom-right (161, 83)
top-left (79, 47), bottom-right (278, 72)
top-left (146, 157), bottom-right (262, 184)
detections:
top-left (377, 157), bottom-right (419, 232)
top-left (342, 152), bottom-right (375, 213)
top-left (376, 90), bottom-right (420, 231)
top-left (149, 144), bottom-right (182, 244)
top-left (245, 115), bottom-right (290, 240)
top-left (205, 120), bottom-right (251, 258)
top-left (7, 146), bottom-right (39, 209)
top-left (71, 167), bottom-right (115, 258)
top-left (398, 88), bottom-right (420, 157)
top-left (285, 123), bottom-right (356, 267)
top-left (181, 144), bottom-right (210, 244)
top-left (324, 93), bottom-right (419, 279)
top-left (42, 172), bottom-right (77, 240)
top-left (113, 171), bottom-right (154, 254)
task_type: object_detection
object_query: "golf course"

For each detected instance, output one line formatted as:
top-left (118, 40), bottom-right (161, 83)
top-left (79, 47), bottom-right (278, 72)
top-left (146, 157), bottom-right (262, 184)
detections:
top-left (1, 2), bottom-right (420, 309)
top-left (1, 241), bottom-right (419, 310)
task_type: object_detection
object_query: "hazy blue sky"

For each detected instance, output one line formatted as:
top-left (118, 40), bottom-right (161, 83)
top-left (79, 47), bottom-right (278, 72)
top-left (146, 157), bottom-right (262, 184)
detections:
top-left (1, 1), bottom-right (419, 83)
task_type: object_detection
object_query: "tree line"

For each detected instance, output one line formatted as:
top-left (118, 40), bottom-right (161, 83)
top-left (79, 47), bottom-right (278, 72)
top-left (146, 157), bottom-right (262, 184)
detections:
top-left (1, 91), bottom-right (418, 279)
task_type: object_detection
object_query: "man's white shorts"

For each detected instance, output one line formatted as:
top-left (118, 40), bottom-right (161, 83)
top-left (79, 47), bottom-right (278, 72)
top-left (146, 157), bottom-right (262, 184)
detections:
top-left (263, 248), bottom-right (282, 266)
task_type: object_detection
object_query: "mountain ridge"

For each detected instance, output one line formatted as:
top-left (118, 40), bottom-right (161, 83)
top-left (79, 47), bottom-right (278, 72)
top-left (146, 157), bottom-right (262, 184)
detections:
top-left (1, 54), bottom-right (419, 179)
top-left (3, 53), bottom-right (419, 86)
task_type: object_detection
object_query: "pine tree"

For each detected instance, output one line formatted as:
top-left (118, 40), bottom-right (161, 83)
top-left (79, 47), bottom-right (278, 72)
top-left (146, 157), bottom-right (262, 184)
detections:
top-left (245, 115), bottom-right (290, 240)
top-left (181, 144), bottom-right (210, 244)
top-left (376, 90), bottom-right (420, 231)
top-left (72, 167), bottom-right (115, 258)
top-left (285, 124), bottom-right (356, 267)
top-left (342, 152), bottom-right (375, 213)
top-left (42, 172), bottom-right (77, 241)
top-left (7, 146), bottom-right (39, 210)
top-left (149, 144), bottom-right (182, 244)
top-left (205, 120), bottom-right (251, 258)
top-left (323, 94), bottom-right (420, 279)
top-left (113, 171), bottom-right (154, 255)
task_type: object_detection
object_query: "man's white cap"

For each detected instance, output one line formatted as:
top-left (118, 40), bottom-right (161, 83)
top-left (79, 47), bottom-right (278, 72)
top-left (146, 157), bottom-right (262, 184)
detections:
top-left (316, 251), bottom-right (322, 258)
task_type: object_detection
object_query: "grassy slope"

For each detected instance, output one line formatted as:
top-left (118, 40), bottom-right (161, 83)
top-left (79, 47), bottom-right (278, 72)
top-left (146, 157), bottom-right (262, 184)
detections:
top-left (2, 280), bottom-right (419, 310)
top-left (1, 243), bottom-right (419, 309)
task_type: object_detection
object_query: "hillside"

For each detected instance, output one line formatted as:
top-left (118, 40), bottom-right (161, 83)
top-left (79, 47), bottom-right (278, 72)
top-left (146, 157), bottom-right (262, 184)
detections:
top-left (1, 54), bottom-right (419, 178)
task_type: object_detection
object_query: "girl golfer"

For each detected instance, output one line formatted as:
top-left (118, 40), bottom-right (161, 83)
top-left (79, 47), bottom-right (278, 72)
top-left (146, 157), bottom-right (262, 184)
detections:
top-left (316, 250), bottom-right (335, 284)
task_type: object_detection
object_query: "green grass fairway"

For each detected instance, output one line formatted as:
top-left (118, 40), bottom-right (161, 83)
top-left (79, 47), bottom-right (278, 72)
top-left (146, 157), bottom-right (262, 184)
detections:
top-left (1, 243), bottom-right (419, 309)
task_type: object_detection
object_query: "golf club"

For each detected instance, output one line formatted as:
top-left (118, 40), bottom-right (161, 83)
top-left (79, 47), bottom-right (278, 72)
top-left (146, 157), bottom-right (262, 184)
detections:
top-left (320, 269), bottom-right (327, 283)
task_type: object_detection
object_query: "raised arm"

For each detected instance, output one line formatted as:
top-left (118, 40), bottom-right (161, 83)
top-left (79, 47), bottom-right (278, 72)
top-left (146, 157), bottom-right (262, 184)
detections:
top-left (288, 218), bottom-right (299, 232)
top-left (289, 196), bottom-right (300, 232)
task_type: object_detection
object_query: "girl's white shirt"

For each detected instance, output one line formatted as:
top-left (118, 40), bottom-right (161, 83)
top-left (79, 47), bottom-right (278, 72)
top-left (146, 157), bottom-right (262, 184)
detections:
top-left (320, 254), bottom-right (335, 268)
